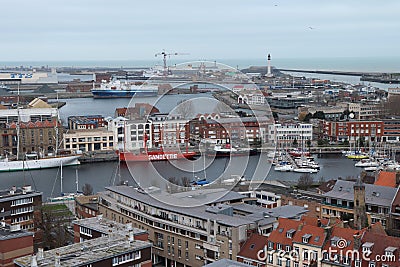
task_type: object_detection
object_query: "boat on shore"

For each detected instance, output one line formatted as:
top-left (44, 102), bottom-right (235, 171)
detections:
top-left (91, 79), bottom-right (158, 98)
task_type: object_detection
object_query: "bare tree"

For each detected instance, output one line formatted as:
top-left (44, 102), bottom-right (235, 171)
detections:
top-left (34, 204), bottom-right (74, 249)
top-left (166, 177), bottom-right (180, 193)
top-left (82, 183), bottom-right (93, 195)
top-left (386, 95), bottom-right (400, 116)
top-left (297, 173), bottom-right (314, 190)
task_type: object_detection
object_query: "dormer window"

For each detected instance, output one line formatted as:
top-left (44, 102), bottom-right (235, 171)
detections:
top-left (362, 242), bottom-right (374, 254)
top-left (385, 246), bottom-right (396, 257)
top-left (286, 229), bottom-right (296, 239)
top-left (303, 234), bottom-right (312, 244)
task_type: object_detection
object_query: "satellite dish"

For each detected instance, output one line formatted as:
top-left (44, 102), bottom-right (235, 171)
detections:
top-left (349, 113), bottom-right (355, 119)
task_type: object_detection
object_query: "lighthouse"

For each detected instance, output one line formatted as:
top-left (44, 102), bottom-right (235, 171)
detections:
top-left (266, 53), bottom-right (273, 77)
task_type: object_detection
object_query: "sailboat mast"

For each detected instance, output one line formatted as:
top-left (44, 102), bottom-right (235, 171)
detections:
top-left (16, 82), bottom-right (20, 160)
top-left (60, 161), bottom-right (63, 194)
top-left (75, 168), bottom-right (79, 193)
top-left (55, 92), bottom-right (59, 155)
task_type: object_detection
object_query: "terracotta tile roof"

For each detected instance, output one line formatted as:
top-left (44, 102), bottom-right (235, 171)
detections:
top-left (374, 171), bottom-right (397, 188)
top-left (323, 227), bottom-right (360, 253)
top-left (292, 224), bottom-right (326, 247)
top-left (361, 231), bottom-right (400, 267)
top-left (268, 218), bottom-right (302, 248)
top-left (237, 234), bottom-right (268, 261)
top-left (301, 216), bottom-right (329, 227)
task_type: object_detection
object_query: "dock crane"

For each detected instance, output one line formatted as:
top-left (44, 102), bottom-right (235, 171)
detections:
top-left (155, 50), bottom-right (189, 76)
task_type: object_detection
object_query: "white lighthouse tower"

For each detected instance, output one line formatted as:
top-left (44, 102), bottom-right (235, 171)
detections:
top-left (266, 53), bottom-right (273, 77)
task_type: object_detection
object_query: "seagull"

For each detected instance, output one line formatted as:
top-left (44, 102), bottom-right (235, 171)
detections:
top-left (309, 26), bottom-right (315, 30)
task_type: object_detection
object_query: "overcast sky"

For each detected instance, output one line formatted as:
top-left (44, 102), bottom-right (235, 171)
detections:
top-left (1, 0), bottom-right (399, 62)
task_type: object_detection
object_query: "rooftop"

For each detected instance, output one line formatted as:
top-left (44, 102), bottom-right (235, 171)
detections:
top-left (0, 223), bottom-right (33, 241)
top-left (73, 216), bottom-right (147, 237)
top-left (0, 185), bottom-right (42, 203)
top-left (14, 235), bottom-right (151, 267)
top-left (323, 180), bottom-right (397, 207)
top-left (204, 258), bottom-right (251, 267)
top-left (102, 186), bottom-right (274, 227)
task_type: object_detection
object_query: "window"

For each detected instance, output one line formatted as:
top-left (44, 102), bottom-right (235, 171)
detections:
top-left (369, 261), bottom-right (375, 267)
top-left (268, 254), bottom-right (273, 264)
top-left (355, 260), bottom-right (361, 267)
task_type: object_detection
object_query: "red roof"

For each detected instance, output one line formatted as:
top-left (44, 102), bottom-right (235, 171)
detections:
top-left (237, 234), bottom-right (268, 262)
top-left (268, 218), bottom-right (302, 248)
top-left (361, 231), bottom-right (400, 267)
top-left (374, 171), bottom-right (397, 187)
top-left (292, 224), bottom-right (326, 247)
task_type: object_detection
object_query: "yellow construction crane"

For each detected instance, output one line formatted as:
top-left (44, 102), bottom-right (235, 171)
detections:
top-left (155, 50), bottom-right (189, 76)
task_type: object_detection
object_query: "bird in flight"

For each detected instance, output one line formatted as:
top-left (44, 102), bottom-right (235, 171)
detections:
top-left (309, 26), bottom-right (315, 30)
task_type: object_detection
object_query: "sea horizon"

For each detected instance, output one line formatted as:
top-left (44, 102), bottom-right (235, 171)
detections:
top-left (1, 56), bottom-right (399, 73)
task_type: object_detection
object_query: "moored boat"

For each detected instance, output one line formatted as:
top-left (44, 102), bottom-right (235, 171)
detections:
top-left (118, 149), bottom-right (197, 162)
top-left (91, 79), bottom-right (158, 98)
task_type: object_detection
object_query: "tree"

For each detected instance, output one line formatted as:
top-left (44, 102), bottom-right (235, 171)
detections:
top-left (297, 173), bottom-right (314, 190)
top-left (292, 138), bottom-right (298, 148)
top-left (82, 183), bottom-right (93, 195)
top-left (306, 140), bottom-right (311, 150)
top-left (34, 204), bottom-right (74, 249)
top-left (272, 112), bottom-right (279, 121)
top-left (313, 111), bottom-right (325, 120)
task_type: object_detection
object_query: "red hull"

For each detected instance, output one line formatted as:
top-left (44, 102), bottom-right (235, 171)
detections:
top-left (119, 151), bottom-right (197, 162)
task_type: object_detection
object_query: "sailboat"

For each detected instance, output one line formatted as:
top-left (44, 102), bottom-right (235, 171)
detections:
top-left (48, 163), bottom-right (83, 202)
top-left (0, 88), bottom-right (81, 172)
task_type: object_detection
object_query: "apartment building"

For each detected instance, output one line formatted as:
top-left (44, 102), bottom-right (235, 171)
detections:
top-left (268, 123), bottom-right (313, 146)
top-left (98, 185), bottom-right (288, 267)
top-left (321, 180), bottom-right (397, 228)
top-left (63, 128), bottom-right (114, 152)
top-left (0, 185), bottom-right (42, 231)
top-left (322, 120), bottom-right (384, 143)
top-left (0, 108), bottom-right (60, 156)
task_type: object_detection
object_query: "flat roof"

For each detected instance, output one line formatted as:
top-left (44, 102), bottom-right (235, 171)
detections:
top-left (101, 186), bottom-right (264, 227)
top-left (0, 225), bottom-right (33, 241)
top-left (73, 216), bottom-right (147, 236)
top-left (14, 236), bottom-right (151, 267)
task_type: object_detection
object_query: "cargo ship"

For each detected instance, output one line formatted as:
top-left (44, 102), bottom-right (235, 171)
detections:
top-left (91, 79), bottom-right (158, 98)
top-left (118, 149), bottom-right (197, 162)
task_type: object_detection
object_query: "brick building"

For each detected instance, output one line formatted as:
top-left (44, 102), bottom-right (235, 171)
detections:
top-left (0, 185), bottom-right (42, 231)
top-left (0, 223), bottom-right (34, 267)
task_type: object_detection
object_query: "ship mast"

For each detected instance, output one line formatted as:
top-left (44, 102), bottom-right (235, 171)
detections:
top-left (16, 82), bottom-right (20, 161)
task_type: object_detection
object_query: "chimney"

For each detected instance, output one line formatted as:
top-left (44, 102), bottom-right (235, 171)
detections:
top-left (353, 233), bottom-right (362, 250)
top-left (55, 252), bottom-right (60, 267)
top-left (37, 248), bottom-right (44, 260)
top-left (129, 230), bottom-right (134, 242)
top-left (324, 226), bottom-right (333, 239)
top-left (31, 255), bottom-right (38, 267)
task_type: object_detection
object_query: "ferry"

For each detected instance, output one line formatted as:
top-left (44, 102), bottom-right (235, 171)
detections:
top-left (91, 79), bottom-right (158, 98)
